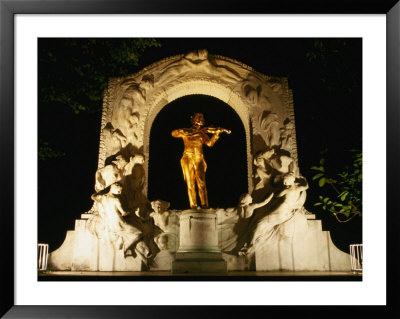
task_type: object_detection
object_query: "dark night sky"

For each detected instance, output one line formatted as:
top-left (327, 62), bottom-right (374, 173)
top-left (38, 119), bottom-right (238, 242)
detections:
top-left (38, 38), bottom-right (362, 254)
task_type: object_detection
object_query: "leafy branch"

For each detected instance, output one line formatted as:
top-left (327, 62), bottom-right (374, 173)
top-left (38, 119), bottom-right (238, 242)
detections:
top-left (311, 150), bottom-right (362, 223)
top-left (39, 38), bottom-right (161, 114)
top-left (39, 139), bottom-right (66, 161)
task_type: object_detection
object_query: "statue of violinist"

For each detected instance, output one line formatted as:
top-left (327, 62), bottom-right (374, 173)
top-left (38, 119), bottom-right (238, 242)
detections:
top-left (171, 113), bottom-right (231, 209)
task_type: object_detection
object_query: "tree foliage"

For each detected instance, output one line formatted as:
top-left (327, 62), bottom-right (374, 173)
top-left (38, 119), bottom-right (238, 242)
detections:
top-left (304, 39), bottom-right (360, 93)
top-left (38, 139), bottom-right (66, 161)
top-left (311, 149), bottom-right (362, 223)
top-left (39, 38), bottom-right (161, 114)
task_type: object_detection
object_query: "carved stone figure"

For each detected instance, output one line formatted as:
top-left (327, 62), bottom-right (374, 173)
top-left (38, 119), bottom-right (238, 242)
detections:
top-left (120, 75), bottom-right (154, 105)
top-left (157, 49), bottom-right (243, 85)
top-left (237, 193), bottom-right (274, 219)
top-left (108, 75), bottom-right (155, 150)
top-left (241, 74), bottom-right (285, 152)
top-left (253, 152), bottom-right (273, 192)
top-left (216, 192), bottom-right (273, 254)
top-left (265, 148), bottom-right (294, 175)
top-left (252, 147), bottom-right (295, 197)
top-left (49, 51), bottom-right (354, 273)
top-left (123, 154), bottom-right (145, 176)
top-left (242, 80), bottom-right (272, 110)
top-left (171, 113), bottom-right (231, 209)
top-left (254, 148), bottom-right (295, 186)
top-left (135, 240), bottom-right (152, 261)
top-left (94, 155), bottom-right (128, 192)
top-left (259, 111), bottom-right (281, 148)
top-left (103, 122), bottom-right (127, 154)
top-left (152, 233), bottom-right (176, 270)
top-left (122, 154), bottom-right (149, 215)
top-left (279, 119), bottom-right (294, 151)
top-left (94, 154), bottom-right (144, 194)
top-left (149, 199), bottom-right (171, 232)
top-left (113, 100), bottom-right (141, 147)
top-left (249, 174), bottom-right (309, 247)
top-left (90, 183), bottom-right (143, 257)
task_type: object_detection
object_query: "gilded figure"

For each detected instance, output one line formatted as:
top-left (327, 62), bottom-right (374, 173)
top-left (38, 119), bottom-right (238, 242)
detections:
top-left (171, 113), bottom-right (231, 209)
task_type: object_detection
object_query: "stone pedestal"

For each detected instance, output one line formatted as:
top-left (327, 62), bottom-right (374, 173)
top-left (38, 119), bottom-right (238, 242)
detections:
top-left (172, 210), bottom-right (227, 273)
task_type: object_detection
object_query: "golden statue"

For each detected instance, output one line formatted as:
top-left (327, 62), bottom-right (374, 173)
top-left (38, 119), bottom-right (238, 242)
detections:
top-left (171, 113), bottom-right (231, 209)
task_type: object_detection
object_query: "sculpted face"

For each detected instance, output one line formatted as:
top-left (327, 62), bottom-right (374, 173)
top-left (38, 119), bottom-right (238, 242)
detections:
top-left (113, 155), bottom-right (128, 169)
top-left (191, 113), bottom-right (205, 127)
top-left (153, 202), bottom-right (162, 213)
top-left (110, 183), bottom-right (123, 194)
top-left (283, 174), bottom-right (296, 187)
top-left (151, 200), bottom-right (169, 214)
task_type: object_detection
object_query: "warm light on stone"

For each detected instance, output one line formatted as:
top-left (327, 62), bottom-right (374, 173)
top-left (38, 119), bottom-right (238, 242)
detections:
top-left (48, 49), bottom-right (351, 273)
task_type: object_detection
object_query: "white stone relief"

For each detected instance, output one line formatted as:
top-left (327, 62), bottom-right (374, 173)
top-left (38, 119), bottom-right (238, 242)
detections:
top-left (279, 118), bottom-right (295, 152)
top-left (48, 50), bottom-right (351, 272)
top-left (149, 199), bottom-right (171, 232)
top-left (157, 49), bottom-right (244, 86)
top-left (88, 183), bottom-right (149, 261)
top-left (94, 154), bottom-right (129, 192)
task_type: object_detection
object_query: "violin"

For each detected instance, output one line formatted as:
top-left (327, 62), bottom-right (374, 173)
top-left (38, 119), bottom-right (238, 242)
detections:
top-left (202, 126), bottom-right (231, 135)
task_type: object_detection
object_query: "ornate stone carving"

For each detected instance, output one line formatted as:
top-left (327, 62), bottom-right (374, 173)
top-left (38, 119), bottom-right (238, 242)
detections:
top-left (252, 147), bottom-right (296, 197)
top-left (279, 118), bottom-right (294, 151)
top-left (157, 49), bottom-right (243, 86)
top-left (237, 193), bottom-right (273, 219)
top-left (94, 155), bottom-right (127, 192)
top-left (248, 174), bottom-right (309, 249)
top-left (240, 74), bottom-right (287, 153)
top-left (88, 183), bottom-right (146, 259)
top-left (102, 122), bottom-right (127, 155)
top-left (149, 199), bottom-right (171, 232)
top-left (49, 50), bottom-right (352, 273)
top-left (93, 154), bottom-right (145, 194)
top-left (98, 50), bottom-right (299, 195)
top-left (121, 154), bottom-right (149, 216)
top-left (217, 172), bottom-right (308, 260)
top-left (94, 50), bottom-right (304, 269)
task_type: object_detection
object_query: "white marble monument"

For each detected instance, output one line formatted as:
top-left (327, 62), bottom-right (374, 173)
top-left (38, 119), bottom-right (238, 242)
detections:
top-left (48, 49), bottom-right (351, 273)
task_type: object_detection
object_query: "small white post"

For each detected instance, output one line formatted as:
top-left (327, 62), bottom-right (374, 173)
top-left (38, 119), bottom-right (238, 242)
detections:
top-left (349, 244), bottom-right (363, 273)
top-left (38, 243), bottom-right (49, 271)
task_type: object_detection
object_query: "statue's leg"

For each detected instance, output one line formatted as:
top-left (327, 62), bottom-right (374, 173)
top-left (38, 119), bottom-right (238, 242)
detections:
top-left (195, 157), bottom-right (208, 208)
top-left (181, 156), bottom-right (197, 208)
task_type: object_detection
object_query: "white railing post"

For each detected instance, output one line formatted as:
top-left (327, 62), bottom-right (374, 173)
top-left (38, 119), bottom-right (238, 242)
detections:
top-left (38, 243), bottom-right (49, 271)
top-left (349, 244), bottom-right (363, 273)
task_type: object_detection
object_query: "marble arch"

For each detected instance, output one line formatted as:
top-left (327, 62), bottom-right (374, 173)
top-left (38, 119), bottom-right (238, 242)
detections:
top-left (49, 49), bottom-right (353, 273)
top-left (98, 49), bottom-right (298, 197)
top-left (142, 81), bottom-right (252, 194)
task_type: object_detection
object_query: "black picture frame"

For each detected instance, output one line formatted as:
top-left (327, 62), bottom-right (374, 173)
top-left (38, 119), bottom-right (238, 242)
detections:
top-left (1, 0), bottom-right (398, 317)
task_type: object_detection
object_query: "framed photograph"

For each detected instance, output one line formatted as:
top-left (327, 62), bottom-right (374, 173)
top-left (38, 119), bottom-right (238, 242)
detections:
top-left (1, 0), bottom-right (398, 317)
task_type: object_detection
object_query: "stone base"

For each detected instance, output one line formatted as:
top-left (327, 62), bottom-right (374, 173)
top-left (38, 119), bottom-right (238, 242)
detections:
top-left (253, 211), bottom-right (352, 271)
top-left (48, 208), bottom-right (351, 273)
top-left (48, 215), bottom-right (144, 271)
top-left (172, 259), bottom-right (227, 273)
top-left (172, 210), bottom-right (227, 273)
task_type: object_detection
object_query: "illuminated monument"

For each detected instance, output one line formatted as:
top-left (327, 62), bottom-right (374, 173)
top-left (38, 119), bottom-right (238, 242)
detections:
top-left (48, 50), bottom-right (351, 273)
